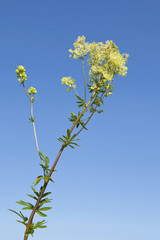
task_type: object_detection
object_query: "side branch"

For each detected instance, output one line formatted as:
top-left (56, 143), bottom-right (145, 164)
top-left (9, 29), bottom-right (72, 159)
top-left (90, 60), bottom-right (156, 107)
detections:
top-left (23, 83), bottom-right (40, 156)
top-left (23, 93), bottom-right (95, 240)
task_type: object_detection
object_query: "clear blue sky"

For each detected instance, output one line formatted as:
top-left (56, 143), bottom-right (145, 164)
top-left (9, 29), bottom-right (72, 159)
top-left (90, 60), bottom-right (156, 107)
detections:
top-left (0, 0), bottom-right (160, 239)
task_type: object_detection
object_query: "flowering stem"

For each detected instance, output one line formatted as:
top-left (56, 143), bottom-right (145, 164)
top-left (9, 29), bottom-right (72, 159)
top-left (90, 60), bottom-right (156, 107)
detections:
top-left (22, 83), bottom-right (31, 101)
top-left (72, 87), bottom-right (79, 96)
top-left (82, 58), bottom-right (86, 103)
top-left (23, 93), bottom-right (95, 240)
top-left (31, 101), bottom-right (39, 153)
top-left (22, 84), bottom-right (42, 164)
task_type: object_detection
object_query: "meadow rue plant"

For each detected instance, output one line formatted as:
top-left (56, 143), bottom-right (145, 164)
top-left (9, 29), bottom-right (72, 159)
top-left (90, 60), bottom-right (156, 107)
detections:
top-left (10, 36), bottom-right (128, 240)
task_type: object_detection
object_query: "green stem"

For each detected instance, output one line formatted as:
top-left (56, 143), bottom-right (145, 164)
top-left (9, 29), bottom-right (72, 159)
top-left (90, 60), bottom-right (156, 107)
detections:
top-left (74, 93), bottom-right (105, 138)
top-left (69, 92), bottom-right (95, 133)
top-left (23, 92), bottom-right (95, 240)
top-left (82, 58), bottom-right (86, 103)
top-left (31, 101), bottom-right (39, 153)
top-left (22, 83), bottom-right (31, 101)
top-left (75, 108), bottom-right (96, 136)
top-left (72, 87), bottom-right (79, 96)
top-left (22, 84), bottom-right (42, 165)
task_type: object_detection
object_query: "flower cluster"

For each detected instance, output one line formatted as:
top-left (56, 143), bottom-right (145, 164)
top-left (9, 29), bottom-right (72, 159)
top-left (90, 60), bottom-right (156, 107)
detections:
top-left (15, 65), bottom-right (27, 83)
top-left (61, 77), bottom-right (76, 89)
top-left (69, 36), bottom-right (89, 59)
top-left (28, 87), bottom-right (37, 95)
top-left (88, 41), bottom-right (128, 90)
top-left (67, 36), bottom-right (129, 96)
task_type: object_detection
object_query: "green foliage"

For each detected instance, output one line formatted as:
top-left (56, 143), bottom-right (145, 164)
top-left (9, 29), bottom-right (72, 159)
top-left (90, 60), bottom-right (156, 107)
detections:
top-left (68, 112), bottom-right (88, 130)
top-left (28, 116), bottom-right (36, 123)
top-left (76, 95), bottom-right (86, 108)
top-left (25, 220), bottom-right (47, 236)
top-left (97, 110), bottom-right (103, 114)
top-left (31, 151), bottom-right (54, 186)
top-left (32, 175), bottom-right (43, 186)
top-left (58, 129), bottom-right (80, 148)
top-left (16, 200), bottom-right (34, 210)
top-left (8, 209), bottom-right (28, 225)
top-left (30, 186), bottom-right (39, 197)
top-left (9, 181), bottom-right (53, 237)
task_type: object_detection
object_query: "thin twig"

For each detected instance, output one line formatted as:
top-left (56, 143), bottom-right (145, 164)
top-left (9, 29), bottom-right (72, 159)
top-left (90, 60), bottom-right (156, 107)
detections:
top-left (31, 101), bottom-right (39, 153)
top-left (82, 58), bottom-right (86, 103)
top-left (22, 84), bottom-right (42, 163)
top-left (73, 87), bottom-right (79, 96)
top-left (22, 84), bottom-right (31, 101)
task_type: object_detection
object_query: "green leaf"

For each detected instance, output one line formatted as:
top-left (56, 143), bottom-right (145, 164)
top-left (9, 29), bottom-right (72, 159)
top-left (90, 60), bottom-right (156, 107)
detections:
top-left (26, 194), bottom-right (38, 201)
top-left (62, 135), bottom-right (68, 140)
top-left (49, 177), bottom-right (54, 183)
top-left (16, 200), bottom-right (34, 208)
top-left (97, 110), bottom-right (103, 113)
top-left (39, 198), bottom-right (52, 207)
top-left (21, 205), bottom-right (34, 210)
top-left (69, 142), bottom-right (80, 147)
top-left (36, 211), bottom-right (47, 217)
top-left (38, 207), bottom-right (52, 211)
top-left (80, 122), bottom-right (88, 130)
top-left (39, 151), bottom-right (45, 159)
top-left (28, 117), bottom-right (36, 123)
top-left (45, 156), bottom-right (49, 165)
top-left (32, 175), bottom-right (43, 186)
top-left (57, 137), bottom-right (66, 144)
top-left (68, 144), bottom-right (74, 148)
top-left (34, 220), bottom-right (47, 229)
top-left (42, 192), bottom-right (52, 198)
top-left (67, 129), bottom-right (71, 138)
top-left (17, 220), bottom-right (27, 226)
top-left (76, 95), bottom-right (84, 103)
top-left (76, 95), bottom-right (86, 108)
top-left (31, 186), bottom-right (39, 197)
top-left (68, 112), bottom-right (77, 122)
top-left (36, 225), bottom-right (47, 228)
top-left (9, 209), bottom-right (21, 218)
top-left (19, 211), bottom-right (28, 221)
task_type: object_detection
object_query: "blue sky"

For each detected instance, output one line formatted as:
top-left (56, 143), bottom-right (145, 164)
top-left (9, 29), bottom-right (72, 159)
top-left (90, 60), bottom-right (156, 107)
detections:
top-left (0, 0), bottom-right (160, 239)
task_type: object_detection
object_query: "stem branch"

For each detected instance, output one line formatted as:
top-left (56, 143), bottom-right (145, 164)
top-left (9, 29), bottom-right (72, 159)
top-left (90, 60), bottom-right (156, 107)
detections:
top-left (23, 92), bottom-right (95, 240)
top-left (82, 58), bottom-right (86, 103)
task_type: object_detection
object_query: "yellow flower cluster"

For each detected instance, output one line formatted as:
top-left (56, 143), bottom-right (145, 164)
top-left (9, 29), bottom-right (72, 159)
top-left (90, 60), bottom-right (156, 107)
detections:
top-left (61, 77), bottom-right (76, 89)
top-left (68, 36), bottom-right (129, 95)
top-left (15, 65), bottom-right (27, 83)
top-left (69, 36), bottom-right (89, 59)
top-left (88, 40), bottom-right (128, 82)
top-left (28, 87), bottom-right (37, 95)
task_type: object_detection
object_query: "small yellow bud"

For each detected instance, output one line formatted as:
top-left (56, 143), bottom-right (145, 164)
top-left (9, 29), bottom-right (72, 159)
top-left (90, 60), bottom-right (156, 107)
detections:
top-left (15, 65), bottom-right (27, 83)
top-left (18, 65), bottom-right (25, 73)
top-left (28, 87), bottom-right (37, 95)
top-left (31, 96), bottom-right (35, 102)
